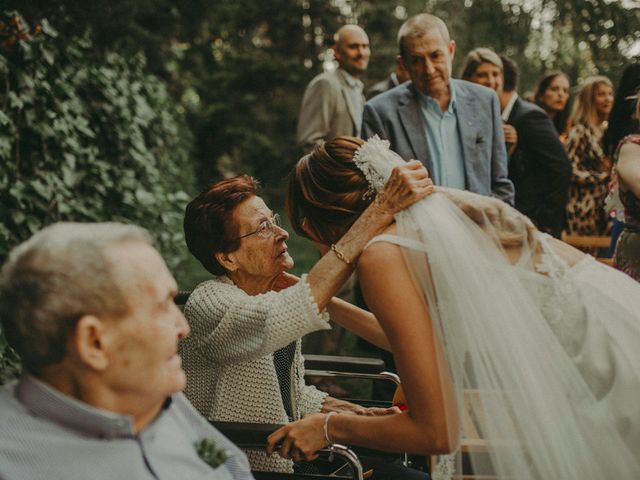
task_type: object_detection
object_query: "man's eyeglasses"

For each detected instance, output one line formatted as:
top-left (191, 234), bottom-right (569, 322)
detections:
top-left (235, 213), bottom-right (282, 240)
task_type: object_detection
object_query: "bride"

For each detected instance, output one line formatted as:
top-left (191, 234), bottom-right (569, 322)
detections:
top-left (267, 136), bottom-right (640, 479)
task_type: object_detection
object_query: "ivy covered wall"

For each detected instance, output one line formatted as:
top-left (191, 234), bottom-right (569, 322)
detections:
top-left (1, 0), bottom-right (638, 382)
top-left (0, 12), bottom-right (195, 382)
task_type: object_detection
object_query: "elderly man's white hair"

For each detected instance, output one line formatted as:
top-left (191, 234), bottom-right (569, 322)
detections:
top-left (0, 222), bottom-right (152, 375)
top-left (397, 13), bottom-right (450, 60)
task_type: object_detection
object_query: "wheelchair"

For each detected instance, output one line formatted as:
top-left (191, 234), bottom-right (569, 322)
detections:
top-left (175, 291), bottom-right (428, 479)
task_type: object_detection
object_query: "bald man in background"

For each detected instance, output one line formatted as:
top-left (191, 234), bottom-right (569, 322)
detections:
top-left (297, 25), bottom-right (370, 151)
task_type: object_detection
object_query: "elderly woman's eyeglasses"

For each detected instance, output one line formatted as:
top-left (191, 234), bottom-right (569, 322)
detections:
top-left (235, 213), bottom-right (282, 240)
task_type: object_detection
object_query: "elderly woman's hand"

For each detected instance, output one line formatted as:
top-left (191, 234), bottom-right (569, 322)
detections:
top-left (266, 413), bottom-right (327, 462)
top-left (375, 160), bottom-right (434, 215)
top-left (321, 396), bottom-right (401, 416)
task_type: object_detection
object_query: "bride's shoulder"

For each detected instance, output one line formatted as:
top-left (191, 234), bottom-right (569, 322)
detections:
top-left (359, 226), bottom-right (404, 269)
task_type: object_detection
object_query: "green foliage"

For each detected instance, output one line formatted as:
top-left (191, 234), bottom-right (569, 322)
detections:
top-left (12, 0), bottom-right (638, 192)
top-left (370, 0), bottom-right (640, 92)
top-left (172, 0), bottom-right (343, 190)
top-left (0, 11), bottom-right (195, 382)
top-left (0, 336), bottom-right (20, 385)
top-left (1, 0), bottom-right (638, 382)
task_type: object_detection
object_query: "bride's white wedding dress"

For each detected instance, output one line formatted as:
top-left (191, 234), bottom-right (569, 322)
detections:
top-left (524, 236), bottom-right (640, 453)
top-left (355, 137), bottom-right (640, 479)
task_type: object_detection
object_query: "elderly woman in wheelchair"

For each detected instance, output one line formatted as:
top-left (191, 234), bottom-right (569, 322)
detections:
top-left (179, 172), bottom-right (433, 479)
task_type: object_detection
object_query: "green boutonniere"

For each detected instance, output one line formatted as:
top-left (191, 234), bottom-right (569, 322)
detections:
top-left (475, 133), bottom-right (485, 145)
top-left (195, 437), bottom-right (229, 469)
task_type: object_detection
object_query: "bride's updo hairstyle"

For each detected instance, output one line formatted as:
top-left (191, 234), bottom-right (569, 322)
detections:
top-left (289, 136), bottom-right (538, 252)
top-left (287, 136), bottom-right (371, 245)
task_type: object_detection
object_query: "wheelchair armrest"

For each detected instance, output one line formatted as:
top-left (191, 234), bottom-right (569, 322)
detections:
top-left (212, 421), bottom-right (365, 480)
top-left (174, 290), bottom-right (191, 306)
top-left (303, 355), bottom-right (385, 374)
top-left (212, 421), bottom-right (282, 449)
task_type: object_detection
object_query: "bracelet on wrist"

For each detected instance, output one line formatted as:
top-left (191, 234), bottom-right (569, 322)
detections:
top-left (330, 243), bottom-right (351, 265)
top-left (323, 411), bottom-right (336, 447)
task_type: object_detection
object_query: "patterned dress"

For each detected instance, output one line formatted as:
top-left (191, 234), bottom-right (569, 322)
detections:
top-left (614, 134), bottom-right (640, 281)
top-left (565, 124), bottom-right (611, 234)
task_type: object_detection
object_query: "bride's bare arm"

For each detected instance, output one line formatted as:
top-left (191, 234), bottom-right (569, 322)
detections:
top-left (355, 240), bottom-right (459, 452)
top-left (267, 239), bottom-right (459, 458)
top-left (274, 272), bottom-right (390, 350)
top-left (326, 297), bottom-right (390, 350)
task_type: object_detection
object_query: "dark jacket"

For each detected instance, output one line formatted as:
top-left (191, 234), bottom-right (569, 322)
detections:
top-left (506, 96), bottom-right (571, 236)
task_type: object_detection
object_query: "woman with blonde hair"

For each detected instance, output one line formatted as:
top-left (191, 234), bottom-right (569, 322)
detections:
top-left (460, 47), bottom-right (503, 91)
top-left (267, 135), bottom-right (640, 480)
top-left (565, 75), bottom-right (614, 235)
top-left (460, 48), bottom-right (518, 156)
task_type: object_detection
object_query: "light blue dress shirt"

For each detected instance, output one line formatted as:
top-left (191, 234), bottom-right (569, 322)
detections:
top-left (0, 375), bottom-right (254, 480)
top-left (417, 85), bottom-right (466, 189)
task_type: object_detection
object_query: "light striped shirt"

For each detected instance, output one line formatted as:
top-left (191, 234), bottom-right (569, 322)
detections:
top-left (417, 84), bottom-right (466, 189)
top-left (0, 375), bottom-right (254, 480)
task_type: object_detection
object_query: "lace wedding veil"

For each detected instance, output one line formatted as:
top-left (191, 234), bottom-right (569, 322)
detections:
top-left (353, 136), bottom-right (640, 479)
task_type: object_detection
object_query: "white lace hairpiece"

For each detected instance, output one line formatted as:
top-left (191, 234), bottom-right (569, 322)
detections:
top-left (353, 135), bottom-right (407, 194)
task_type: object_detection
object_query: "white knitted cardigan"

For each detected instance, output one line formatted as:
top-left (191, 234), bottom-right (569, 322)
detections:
top-left (180, 274), bottom-right (330, 473)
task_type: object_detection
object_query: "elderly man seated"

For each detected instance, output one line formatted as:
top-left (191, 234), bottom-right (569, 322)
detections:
top-left (0, 222), bottom-right (253, 480)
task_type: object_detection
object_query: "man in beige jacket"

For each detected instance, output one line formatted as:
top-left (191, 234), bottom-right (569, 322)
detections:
top-left (297, 25), bottom-right (370, 151)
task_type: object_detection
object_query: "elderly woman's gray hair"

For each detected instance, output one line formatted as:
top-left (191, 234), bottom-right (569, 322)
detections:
top-left (460, 48), bottom-right (503, 81)
top-left (0, 222), bottom-right (151, 374)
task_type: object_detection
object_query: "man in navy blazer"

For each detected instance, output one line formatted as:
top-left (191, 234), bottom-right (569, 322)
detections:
top-left (499, 55), bottom-right (571, 237)
top-left (362, 14), bottom-right (514, 205)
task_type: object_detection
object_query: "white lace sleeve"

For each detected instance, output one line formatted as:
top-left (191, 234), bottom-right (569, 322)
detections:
top-left (184, 275), bottom-right (330, 364)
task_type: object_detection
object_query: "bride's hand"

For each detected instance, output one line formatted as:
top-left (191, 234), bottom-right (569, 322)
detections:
top-left (375, 160), bottom-right (434, 215)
